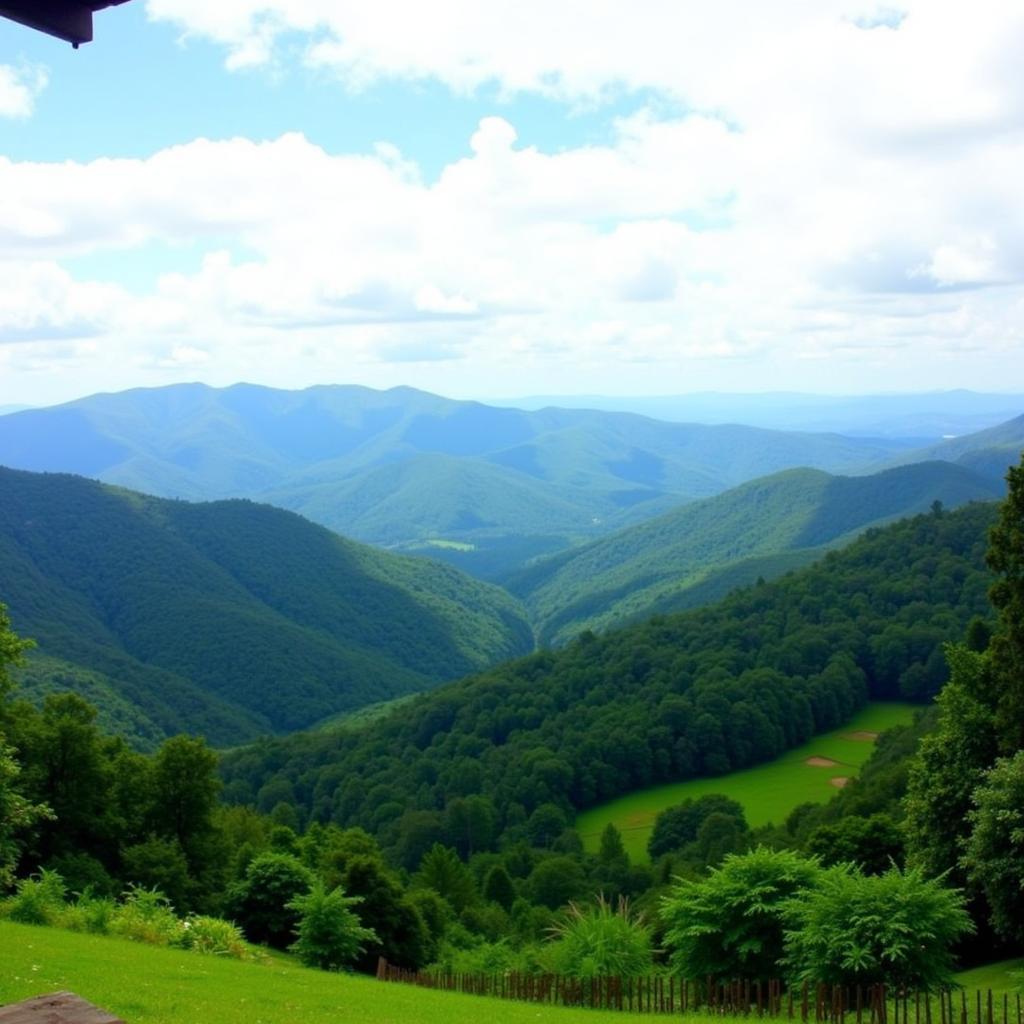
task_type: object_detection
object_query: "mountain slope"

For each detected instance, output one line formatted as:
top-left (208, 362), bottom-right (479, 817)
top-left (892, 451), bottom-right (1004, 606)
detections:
top-left (220, 501), bottom-right (997, 847)
top-left (0, 382), bottom-right (916, 575)
top-left (881, 412), bottom-right (1024, 482)
top-left (0, 467), bottom-right (532, 745)
top-left (505, 461), bottom-right (1001, 645)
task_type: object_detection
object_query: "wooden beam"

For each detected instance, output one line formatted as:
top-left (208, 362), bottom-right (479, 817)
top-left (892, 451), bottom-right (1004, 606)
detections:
top-left (0, 1), bottom-right (130, 47)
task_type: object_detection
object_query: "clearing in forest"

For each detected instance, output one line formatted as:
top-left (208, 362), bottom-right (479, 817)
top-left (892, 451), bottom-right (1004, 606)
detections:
top-left (576, 702), bottom-right (916, 862)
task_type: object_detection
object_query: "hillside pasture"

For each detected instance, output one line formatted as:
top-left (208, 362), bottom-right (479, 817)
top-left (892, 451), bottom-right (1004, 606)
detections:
top-left (0, 921), bottom-right (705, 1024)
top-left (576, 703), bottom-right (917, 862)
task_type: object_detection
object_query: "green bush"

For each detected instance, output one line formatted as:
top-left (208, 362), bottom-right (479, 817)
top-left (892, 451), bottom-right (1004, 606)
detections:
top-left (178, 915), bottom-right (249, 959)
top-left (57, 891), bottom-right (116, 934)
top-left (4, 869), bottom-right (67, 925)
top-left (109, 885), bottom-right (184, 946)
top-left (782, 863), bottom-right (972, 989)
top-left (287, 881), bottom-right (378, 971)
top-left (545, 896), bottom-right (653, 979)
top-left (661, 847), bottom-right (821, 980)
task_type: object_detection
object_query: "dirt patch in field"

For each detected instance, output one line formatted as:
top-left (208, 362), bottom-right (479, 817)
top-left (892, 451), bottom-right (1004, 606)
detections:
top-left (830, 777), bottom-right (850, 788)
top-left (845, 730), bottom-right (879, 741)
top-left (806, 756), bottom-right (839, 767)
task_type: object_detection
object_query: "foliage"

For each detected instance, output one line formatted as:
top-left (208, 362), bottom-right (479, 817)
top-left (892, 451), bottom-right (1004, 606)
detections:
top-left (223, 504), bottom-right (996, 856)
top-left (781, 864), bottom-right (972, 989)
top-left (108, 885), bottom-right (185, 946)
top-left (224, 852), bottom-right (313, 949)
top-left (287, 880), bottom-right (378, 970)
top-left (648, 795), bottom-right (747, 859)
top-left (509, 463), bottom-right (999, 646)
top-left (961, 751), bottom-right (1024, 943)
top-left (661, 847), bottom-right (822, 980)
top-left (986, 458), bottom-right (1024, 751)
top-left (804, 815), bottom-right (903, 873)
top-left (545, 896), bottom-right (653, 979)
top-left (0, 740), bottom-right (51, 890)
top-left (178, 914), bottom-right (249, 958)
top-left (903, 645), bottom-right (998, 883)
top-left (0, 466), bottom-right (533, 744)
top-left (2, 868), bottom-right (66, 924)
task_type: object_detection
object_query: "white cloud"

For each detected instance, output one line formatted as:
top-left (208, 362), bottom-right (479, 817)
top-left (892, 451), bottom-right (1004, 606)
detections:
top-left (0, 63), bottom-right (48, 118)
top-left (3, 2), bottom-right (1024, 400)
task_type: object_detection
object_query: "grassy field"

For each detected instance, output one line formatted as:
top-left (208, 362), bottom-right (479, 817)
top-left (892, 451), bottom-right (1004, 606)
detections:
top-left (955, 959), bottom-right (1024, 995)
top-left (576, 703), bottom-right (917, 862)
top-left (0, 921), bottom-right (708, 1024)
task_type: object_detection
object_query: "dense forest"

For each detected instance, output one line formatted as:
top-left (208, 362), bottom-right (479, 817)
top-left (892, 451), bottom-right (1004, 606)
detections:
top-left (2, 470), bottom-right (1023, 981)
top-left (0, 467), bottom-right (532, 745)
top-left (505, 461), bottom-right (1000, 645)
top-left (220, 500), bottom-right (997, 856)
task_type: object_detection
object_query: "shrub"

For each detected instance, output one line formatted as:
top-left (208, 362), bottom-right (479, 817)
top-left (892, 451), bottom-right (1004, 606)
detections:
top-left (661, 847), bottom-right (821, 980)
top-left (545, 896), bottom-right (653, 979)
top-left (287, 880), bottom-right (378, 971)
top-left (178, 915), bottom-right (249, 958)
top-left (224, 851), bottom-right (313, 948)
top-left (4, 869), bottom-right (67, 925)
top-left (109, 885), bottom-right (183, 946)
top-left (58, 891), bottom-right (116, 934)
top-left (782, 863), bottom-right (972, 989)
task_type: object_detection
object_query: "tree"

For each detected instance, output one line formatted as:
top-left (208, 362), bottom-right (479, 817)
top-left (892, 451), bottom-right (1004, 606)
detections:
top-left (526, 855), bottom-right (586, 910)
top-left (121, 836), bottom-right (191, 911)
top-left (482, 864), bottom-right (516, 911)
top-left (661, 847), bottom-right (821, 980)
top-left (414, 844), bottom-right (476, 912)
top-left (648, 795), bottom-right (746, 859)
top-left (0, 602), bottom-right (33, 706)
top-left (0, 741), bottom-right (50, 889)
top-left (225, 851), bottom-right (313, 948)
top-left (903, 645), bottom-right (998, 882)
top-left (805, 814), bottom-right (903, 874)
top-left (287, 880), bottom-right (378, 971)
top-left (986, 455), bottom-right (1024, 751)
top-left (961, 750), bottom-right (1024, 943)
top-left (782, 863), bottom-right (972, 989)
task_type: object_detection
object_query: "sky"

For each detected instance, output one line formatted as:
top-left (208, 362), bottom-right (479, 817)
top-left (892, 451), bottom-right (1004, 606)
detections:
top-left (1, 1), bottom-right (1023, 407)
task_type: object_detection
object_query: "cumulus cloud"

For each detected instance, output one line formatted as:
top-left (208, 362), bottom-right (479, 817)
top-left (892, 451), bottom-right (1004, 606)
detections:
top-left (2, 1), bottom-right (1024, 398)
top-left (0, 63), bottom-right (48, 118)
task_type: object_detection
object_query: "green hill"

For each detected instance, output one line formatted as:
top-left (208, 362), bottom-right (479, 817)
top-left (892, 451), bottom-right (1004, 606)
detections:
top-left (505, 461), bottom-right (1001, 645)
top-left (220, 501), bottom-right (996, 850)
top-left (0, 382), bottom-right (915, 576)
top-left (885, 413), bottom-right (1024, 482)
top-left (0, 467), bottom-right (532, 746)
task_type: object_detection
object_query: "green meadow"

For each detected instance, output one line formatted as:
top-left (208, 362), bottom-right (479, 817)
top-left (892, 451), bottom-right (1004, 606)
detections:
top-left (576, 703), bottom-right (917, 862)
top-left (0, 921), bottom-right (703, 1024)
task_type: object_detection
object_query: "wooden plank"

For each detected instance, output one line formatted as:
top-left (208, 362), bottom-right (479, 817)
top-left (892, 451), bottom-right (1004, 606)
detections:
top-left (0, 991), bottom-right (124, 1024)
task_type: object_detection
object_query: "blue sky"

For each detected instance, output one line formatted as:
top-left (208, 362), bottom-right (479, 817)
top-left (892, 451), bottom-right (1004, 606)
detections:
top-left (1, 1), bottom-right (1022, 406)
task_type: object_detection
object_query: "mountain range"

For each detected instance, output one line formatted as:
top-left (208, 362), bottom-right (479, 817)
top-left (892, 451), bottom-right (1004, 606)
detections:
top-left (0, 466), bottom-right (532, 746)
top-left (0, 382), bottom-right (937, 577)
top-left (496, 390), bottom-right (1024, 439)
top-left (503, 460), bottom-right (1002, 645)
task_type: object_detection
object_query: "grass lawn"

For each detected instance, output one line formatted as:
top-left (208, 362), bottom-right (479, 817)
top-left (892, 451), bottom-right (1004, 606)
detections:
top-left (0, 921), bottom-right (707, 1024)
top-left (955, 959), bottom-right (1024, 995)
top-left (576, 702), bottom-right (917, 862)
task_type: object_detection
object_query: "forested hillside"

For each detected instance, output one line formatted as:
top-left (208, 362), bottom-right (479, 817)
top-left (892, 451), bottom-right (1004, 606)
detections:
top-left (506, 461), bottom-right (1001, 645)
top-left (0, 467), bottom-right (532, 745)
top-left (0, 382), bottom-right (916, 576)
top-left (886, 413), bottom-right (1024, 482)
top-left (221, 501), bottom-right (997, 857)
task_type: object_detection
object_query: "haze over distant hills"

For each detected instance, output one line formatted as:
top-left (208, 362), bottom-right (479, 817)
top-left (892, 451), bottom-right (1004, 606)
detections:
top-left (496, 390), bottom-right (1024, 440)
top-left (0, 466), bottom-right (533, 746)
top-left (504, 460), bottom-right (1003, 645)
top-left (0, 383), bottom-right (925, 577)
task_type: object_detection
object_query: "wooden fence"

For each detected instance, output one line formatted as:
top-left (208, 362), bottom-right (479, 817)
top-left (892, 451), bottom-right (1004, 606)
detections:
top-left (376, 960), bottom-right (1023, 1024)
